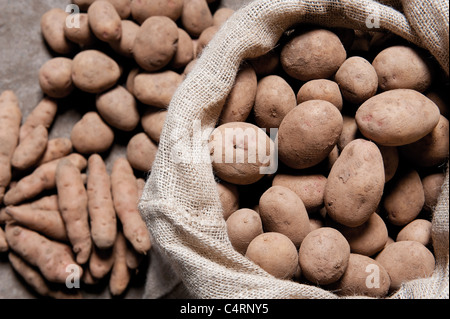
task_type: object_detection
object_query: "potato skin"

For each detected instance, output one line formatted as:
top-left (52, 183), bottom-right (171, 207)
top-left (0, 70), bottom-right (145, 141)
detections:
top-left (133, 71), bottom-right (183, 108)
top-left (226, 208), bottom-right (263, 255)
top-left (109, 20), bottom-right (140, 58)
top-left (88, 0), bottom-right (122, 43)
top-left (297, 79), bottom-right (343, 111)
top-left (378, 145), bottom-right (399, 183)
top-left (324, 139), bottom-right (385, 227)
top-left (422, 173), bottom-right (446, 212)
top-left (333, 254), bottom-right (390, 298)
top-left (133, 16), bottom-right (179, 72)
top-left (396, 219), bottom-right (432, 247)
top-left (39, 58), bottom-right (74, 99)
top-left (41, 8), bottom-right (76, 54)
top-left (383, 169), bottom-right (424, 226)
top-left (355, 89), bottom-right (441, 146)
top-left (141, 108), bottom-right (167, 143)
top-left (259, 186), bottom-right (310, 247)
top-left (375, 241), bottom-right (435, 291)
top-left (298, 227), bottom-right (350, 285)
top-left (281, 29), bottom-right (346, 81)
top-left (171, 28), bottom-right (195, 69)
top-left (126, 132), bottom-right (158, 172)
top-left (372, 45), bottom-right (432, 92)
top-left (334, 56), bottom-right (378, 104)
top-left (181, 0), bottom-right (213, 37)
top-left (71, 112), bottom-right (115, 154)
top-left (278, 100), bottom-right (343, 170)
top-left (96, 85), bottom-right (139, 131)
top-left (72, 50), bottom-right (121, 94)
top-left (246, 232), bottom-right (299, 280)
top-left (253, 75), bottom-right (296, 131)
top-left (130, 0), bottom-right (183, 24)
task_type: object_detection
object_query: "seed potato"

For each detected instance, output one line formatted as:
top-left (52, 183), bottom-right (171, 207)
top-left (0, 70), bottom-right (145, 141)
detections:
top-left (396, 219), bottom-right (432, 247)
top-left (297, 79), bottom-right (343, 111)
top-left (226, 208), bottom-right (263, 255)
top-left (39, 57), bottom-right (74, 99)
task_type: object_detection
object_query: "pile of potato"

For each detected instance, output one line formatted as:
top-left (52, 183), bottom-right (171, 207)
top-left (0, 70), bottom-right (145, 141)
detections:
top-left (0, 0), bottom-right (232, 298)
top-left (217, 29), bottom-right (448, 297)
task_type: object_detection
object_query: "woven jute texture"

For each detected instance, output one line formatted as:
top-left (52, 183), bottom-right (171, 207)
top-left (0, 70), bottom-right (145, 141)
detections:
top-left (139, 0), bottom-right (449, 299)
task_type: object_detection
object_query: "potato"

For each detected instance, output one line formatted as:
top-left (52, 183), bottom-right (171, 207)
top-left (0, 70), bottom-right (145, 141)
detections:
top-left (383, 169), bottom-right (424, 226)
top-left (426, 91), bottom-right (449, 118)
top-left (63, 13), bottom-right (96, 47)
top-left (330, 213), bottom-right (388, 256)
top-left (248, 49), bottom-right (280, 77)
top-left (298, 227), bottom-right (350, 285)
top-left (272, 174), bottom-right (327, 213)
top-left (245, 232), bottom-right (298, 280)
top-left (11, 125), bottom-right (48, 171)
top-left (372, 46), bottom-right (432, 92)
top-left (259, 186), bottom-right (310, 247)
top-left (309, 218), bottom-right (323, 231)
top-left (88, 0), bottom-right (122, 43)
top-left (109, 20), bottom-right (140, 58)
top-left (72, 50), bottom-right (121, 94)
top-left (297, 79), bottom-right (343, 111)
top-left (40, 8), bottom-right (76, 55)
top-left (125, 67), bottom-right (140, 95)
top-left (333, 254), bottom-right (390, 298)
top-left (324, 139), bottom-right (385, 227)
top-left (141, 108), bottom-right (167, 143)
top-left (105, 0), bottom-right (132, 19)
top-left (71, 112), bottom-right (115, 154)
top-left (96, 85), bottom-right (139, 131)
top-left (226, 208), bottom-right (263, 255)
top-left (399, 115), bottom-right (449, 167)
top-left (213, 7), bottom-right (234, 27)
top-left (280, 29), bottom-right (346, 81)
top-left (126, 133), bottom-right (158, 172)
top-left (337, 116), bottom-right (361, 152)
top-left (253, 75), bottom-right (297, 131)
top-left (181, 0), bottom-right (213, 37)
top-left (375, 241), bottom-right (435, 291)
top-left (171, 28), bottom-right (195, 69)
top-left (133, 16), bottom-right (179, 72)
top-left (219, 65), bottom-right (257, 124)
top-left (130, 0), bottom-right (183, 24)
top-left (133, 71), bottom-right (183, 108)
top-left (278, 100), bottom-right (343, 169)
top-left (19, 98), bottom-right (58, 143)
top-left (396, 219), bottom-right (432, 247)
top-left (196, 25), bottom-right (219, 57)
top-left (422, 173), bottom-right (446, 212)
top-left (378, 145), bottom-right (399, 183)
top-left (334, 56), bottom-right (378, 104)
top-left (216, 181), bottom-right (239, 220)
top-left (39, 57), bottom-right (74, 99)
top-left (209, 122), bottom-right (275, 185)
top-left (355, 89), bottom-right (441, 146)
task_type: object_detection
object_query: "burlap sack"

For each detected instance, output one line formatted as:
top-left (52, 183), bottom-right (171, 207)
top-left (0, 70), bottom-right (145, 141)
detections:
top-left (139, 0), bottom-right (449, 299)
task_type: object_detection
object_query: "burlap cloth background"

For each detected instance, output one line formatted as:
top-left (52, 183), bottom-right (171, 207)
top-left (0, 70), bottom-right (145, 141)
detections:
top-left (139, 0), bottom-right (449, 299)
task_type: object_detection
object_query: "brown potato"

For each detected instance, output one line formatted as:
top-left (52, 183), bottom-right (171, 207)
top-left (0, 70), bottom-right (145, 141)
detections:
top-left (333, 254), bottom-right (390, 298)
top-left (375, 241), bottom-right (435, 291)
top-left (133, 71), bottom-right (183, 108)
top-left (422, 173), bottom-right (446, 212)
top-left (355, 89), bottom-right (441, 146)
top-left (309, 218), bottom-right (323, 231)
top-left (63, 13), bottom-right (96, 47)
top-left (396, 219), bottom-right (432, 247)
top-left (133, 16), bottom-right (179, 72)
top-left (217, 181), bottom-right (239, 220)
top-left (378, 145), bottom-right (399, 183)
top-left (226, 208), bottom-right (263, 255)
top-left (253, 75), bottom-right (297, 131)
top-left (130, 0), bottom-right (183, 24)
top-left (125, 67), bottom-right (140, 95)
top-left (330, 213), bottom-right (388, 257)
top-left (11, 125), bottom-right (48, 171)
top-left (298, 227), bottom-right (350, 285)
top-left (383, 169), bottom-right (424, 226)
top-left (213, 7), bottom-right (234, 27)
top-left (259, 186), bottom-right (310, 247)
top-left (141, 108), bottom-right (167, 144)
top-left (248, 49), bottom-right (280, 77)
top-left (219, 65), bottom-right (257, 124)
top-left (181, 0), bottom-right (213, 37)
top-left (72, 50), bottom-right (121, 94)
top-left (39, 58), bottom-right (74, 99)
top-left (109, 20), bottom-right (140, 58)
top-left (209, 122), bottom-right (275, 185)
top-left (41, 8), bottom-right (76, 54)
top-left (334, 56), bottom-right (378, 104)
top-left (297, 79), bottom-right (343, 111)
top-left (126, 133), bottom-right (158, 172)
top-left (196, 25), bottom-right (219, 57)
top-left (278, 100), bottom-right (343, 169)
top-left (337, 116), bottom-right (361, 152)
top-left (399, 115), bottom-right (449, 167)
top-left (96, 85), bottom-right (139, 131)
top-left (272, 174), bottom-right (327, 213)
top-left (246, 232), bottom-right (299, 280)
top-left (372, 46), bottom-right (432, 92)
top-left (105, 0), bottom-right (132, 19)
top-left (324, 139), bottom-right (385, 227)
top-left (170, 28), bottom-right (195, 69)
top-left (88, 0), bottom-right (122, 42)
top-left (280, 29), bottom-right (346, 81)
top-left (426, 91), bottom-right (449, 118)
top-left (71, 112), bottom-right (115, 154)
